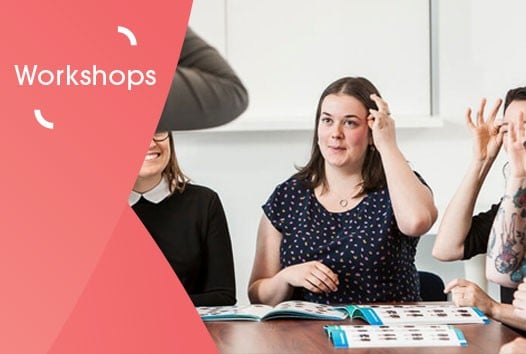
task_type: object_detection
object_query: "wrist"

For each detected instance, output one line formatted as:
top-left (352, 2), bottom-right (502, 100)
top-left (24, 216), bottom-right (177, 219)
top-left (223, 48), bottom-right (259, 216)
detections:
top-left (376, 143), bottom-right (402, 159)
top-left (469, 159), bottom-right (494, 179)
top-left (488, 301), bottom-right (501, 319)
top-left (275, 268), bottom-right (294, 288)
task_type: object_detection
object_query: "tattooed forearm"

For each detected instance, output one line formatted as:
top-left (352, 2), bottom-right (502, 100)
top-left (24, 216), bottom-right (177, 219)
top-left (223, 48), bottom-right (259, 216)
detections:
top-left (488, 182), bottom-right (526, 285)
top-left (493, 211), bottom-right (521, 275)
top-left (513, 186), bottom-right (526, 217)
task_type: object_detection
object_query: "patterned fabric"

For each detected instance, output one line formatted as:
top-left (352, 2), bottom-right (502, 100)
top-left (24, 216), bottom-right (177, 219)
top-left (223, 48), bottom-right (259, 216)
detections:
top-left (263, 177), bottom-right (420, 304)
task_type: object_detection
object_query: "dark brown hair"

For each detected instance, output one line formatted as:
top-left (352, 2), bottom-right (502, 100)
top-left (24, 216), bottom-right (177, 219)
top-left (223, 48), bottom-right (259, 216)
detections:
top-left (163, 133), bottom-right (189, 193)
top-left (295, 77), bottom-right (386, 194)
top-left (504, 86), bottom-right (526, 112)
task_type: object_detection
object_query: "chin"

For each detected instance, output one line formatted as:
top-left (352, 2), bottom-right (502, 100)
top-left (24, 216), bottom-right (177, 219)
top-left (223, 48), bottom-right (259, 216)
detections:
top-left (138, 168), bottom-right (163, 179)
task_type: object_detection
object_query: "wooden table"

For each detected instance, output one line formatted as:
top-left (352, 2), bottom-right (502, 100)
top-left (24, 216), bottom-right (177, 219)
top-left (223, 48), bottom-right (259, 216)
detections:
top-left (205, 311), bottom-right (522, 353)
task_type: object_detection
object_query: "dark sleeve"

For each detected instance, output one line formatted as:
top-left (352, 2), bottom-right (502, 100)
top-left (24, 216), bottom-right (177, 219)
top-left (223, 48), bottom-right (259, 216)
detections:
top-left (262, 182), bottom-right (287, 233)
top-left (190, 192), bottom-right (237, 306)
top-left (463, 202), bottom-right (501, 260)
top-left (157, 27), bottom-right (249, 131)
top-left (413, 170), bottom-right (432, 192)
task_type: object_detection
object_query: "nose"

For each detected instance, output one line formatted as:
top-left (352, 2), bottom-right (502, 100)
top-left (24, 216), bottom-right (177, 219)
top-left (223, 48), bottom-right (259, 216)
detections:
top-left (330, 122), bottom-right (344, 139)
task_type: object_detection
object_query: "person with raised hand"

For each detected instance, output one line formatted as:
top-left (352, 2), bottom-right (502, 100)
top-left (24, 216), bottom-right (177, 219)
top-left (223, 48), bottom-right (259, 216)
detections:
top-left (248, 76), bottom-right (437, 306)
top-left (433, 86), bottom-right (526, 333)
top-left (487, 108), bottom-right (526, 287)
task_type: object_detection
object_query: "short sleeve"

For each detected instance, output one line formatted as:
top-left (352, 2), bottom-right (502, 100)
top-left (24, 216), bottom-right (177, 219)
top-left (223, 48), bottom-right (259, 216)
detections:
top-left (463, 202), bottom-right (501, 260)
top-left (262, 182), bottom-right (286, 233)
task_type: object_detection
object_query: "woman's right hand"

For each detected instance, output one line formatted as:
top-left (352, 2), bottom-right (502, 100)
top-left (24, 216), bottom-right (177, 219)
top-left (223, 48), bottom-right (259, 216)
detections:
top-left (444, 278), bottom-right (498, 316)
top-left (505, 111), bottom-right (526, 178)
top-left (278, 261), bottom-right (339, 294)
top-left (513, 278), bottom-right (526, 320)
top-left (466, 98), bottom-right (504, 162)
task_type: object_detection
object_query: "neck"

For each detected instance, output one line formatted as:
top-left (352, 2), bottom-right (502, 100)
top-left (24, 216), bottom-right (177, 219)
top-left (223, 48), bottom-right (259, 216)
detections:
top-left (133, 174), bottom-right (163, 193)
top-left (323, 164), bottom-right (363, 194)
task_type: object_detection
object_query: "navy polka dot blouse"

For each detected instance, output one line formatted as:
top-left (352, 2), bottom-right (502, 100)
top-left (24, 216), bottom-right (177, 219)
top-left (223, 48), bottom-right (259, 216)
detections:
top-left (262, 176), bottom-right (422, 304)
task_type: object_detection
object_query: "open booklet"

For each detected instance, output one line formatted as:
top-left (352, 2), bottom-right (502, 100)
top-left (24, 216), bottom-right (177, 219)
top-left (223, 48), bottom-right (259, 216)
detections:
top-left (197, 301), bottom-right (348, 321)
top-left (324, 324), bottom-right (468, 348)
top-left (197, 301), bottom-right (489, 324)
top-left (346, 304), bottom-right (489, 325)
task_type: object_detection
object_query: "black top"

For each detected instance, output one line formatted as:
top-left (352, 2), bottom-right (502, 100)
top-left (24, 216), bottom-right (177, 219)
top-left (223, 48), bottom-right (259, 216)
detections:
top-left (158, 27), bottom-right (249, 131)
top-left (132, 184), bottom-right (236, 306)
top-left (462, 201), bottom-right (514, 304)
top-left (263, 176), bottom-right (421, 304)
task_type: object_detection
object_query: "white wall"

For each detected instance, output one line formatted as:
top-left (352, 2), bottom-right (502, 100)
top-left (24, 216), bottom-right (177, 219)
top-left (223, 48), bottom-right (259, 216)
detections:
top-left (176, 0), bottom-right (524, 304)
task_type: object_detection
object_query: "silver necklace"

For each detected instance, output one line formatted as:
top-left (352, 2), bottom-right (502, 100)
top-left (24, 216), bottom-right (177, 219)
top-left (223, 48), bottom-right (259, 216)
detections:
top-left (339, 199), bottom-right (349, 208)
top-left (335, 182), bottom-right (363, 208)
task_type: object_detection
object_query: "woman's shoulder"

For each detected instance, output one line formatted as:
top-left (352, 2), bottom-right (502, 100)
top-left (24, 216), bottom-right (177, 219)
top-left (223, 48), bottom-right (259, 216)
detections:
top-left (181, 183), bottom-right (220, 201)
top-left (273, 175), bottom-right (310, 193)
top-left (265, 176), bottom-right (311, 207)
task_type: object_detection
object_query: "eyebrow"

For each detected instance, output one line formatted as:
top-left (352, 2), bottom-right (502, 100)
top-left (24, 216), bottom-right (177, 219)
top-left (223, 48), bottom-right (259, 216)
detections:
top-left (321, 112), bottom-right (362, 119)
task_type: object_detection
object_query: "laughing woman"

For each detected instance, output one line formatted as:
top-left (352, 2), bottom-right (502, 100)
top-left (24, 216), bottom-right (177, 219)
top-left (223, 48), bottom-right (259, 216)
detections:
top-left (129, 131), bottom-right (236, 306)
top-left (248, 77), bottom-right (437, 306)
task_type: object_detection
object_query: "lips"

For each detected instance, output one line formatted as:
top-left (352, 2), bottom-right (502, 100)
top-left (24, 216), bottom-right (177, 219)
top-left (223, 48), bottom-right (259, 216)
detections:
top-left (329, 146), bottom-right (346, 151)
top-left (144, 152), bottom-right (160, 161)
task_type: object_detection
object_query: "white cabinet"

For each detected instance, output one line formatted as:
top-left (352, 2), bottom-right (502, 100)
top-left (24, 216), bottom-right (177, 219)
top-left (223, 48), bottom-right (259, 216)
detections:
top-left (189, 0), bottom-right (434, 130)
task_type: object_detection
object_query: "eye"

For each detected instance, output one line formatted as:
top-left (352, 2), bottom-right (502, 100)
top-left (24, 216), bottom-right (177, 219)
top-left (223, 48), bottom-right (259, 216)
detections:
top-left (344, 119), bottom-right (358, 126)
top-left (320, 116), bottom-right (332, 124)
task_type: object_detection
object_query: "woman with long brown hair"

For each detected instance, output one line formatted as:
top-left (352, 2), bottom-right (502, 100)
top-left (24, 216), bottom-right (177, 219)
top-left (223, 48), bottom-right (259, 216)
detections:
top-left (248, 77), bottom-right (437, 306)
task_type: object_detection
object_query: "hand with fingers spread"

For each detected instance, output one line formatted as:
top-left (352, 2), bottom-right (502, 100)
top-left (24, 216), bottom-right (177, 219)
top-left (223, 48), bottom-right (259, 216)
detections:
top-left (505, 111), bottom-right (526, 178)
top-left (432, 97), bottom-right (504, 264)
top-left (278, 260), bottom-right (339, 294)
top-left (367, 93), bottom-right (397, 153)
top-left (466, 98), bottom-right (504, 163)
top-left (443, 278), bottom-right (498, 315)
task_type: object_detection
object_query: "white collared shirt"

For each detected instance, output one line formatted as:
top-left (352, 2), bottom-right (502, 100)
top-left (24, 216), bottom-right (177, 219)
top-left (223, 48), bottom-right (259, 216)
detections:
top-left (128, 177), bottom-right (171, 206)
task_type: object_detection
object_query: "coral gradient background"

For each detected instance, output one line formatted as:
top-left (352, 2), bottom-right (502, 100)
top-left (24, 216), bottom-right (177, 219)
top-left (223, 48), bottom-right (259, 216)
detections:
top-left (0, 1), bottom-right (217, 353)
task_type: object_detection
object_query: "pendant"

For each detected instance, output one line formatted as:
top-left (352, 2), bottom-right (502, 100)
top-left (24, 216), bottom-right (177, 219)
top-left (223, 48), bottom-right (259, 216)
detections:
top-left (339, 199), bottom-right (348, 208)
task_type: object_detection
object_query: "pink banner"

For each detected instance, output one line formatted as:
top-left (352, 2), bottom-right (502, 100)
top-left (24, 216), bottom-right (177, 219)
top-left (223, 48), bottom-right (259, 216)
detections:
top-left (0, 1), bottom-right (217, 353)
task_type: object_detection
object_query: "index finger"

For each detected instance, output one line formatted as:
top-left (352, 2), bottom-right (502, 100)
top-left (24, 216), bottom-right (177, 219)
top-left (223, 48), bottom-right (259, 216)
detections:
top-left (443, 278), bottom-right (469, 293)
top-left (487, 98), bottom-right (503, 124)
top-left (314, 262), bottom-right (339, 285)
top-left (370, 93), bottom-right (389, 113)
top-left (465, 107), bottom-right (475, 130)
top-left (476, 98), bottom-right (487, 126)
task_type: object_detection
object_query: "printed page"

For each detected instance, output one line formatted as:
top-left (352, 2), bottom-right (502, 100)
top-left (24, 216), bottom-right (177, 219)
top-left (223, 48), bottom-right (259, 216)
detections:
top-left (266, 300), bottom-right (348, 320)
top-left (365, 304), bottom-right (489, 325)
top-left (197, 304), bottom-right (273, 321)
top-left (326, 324), bottom-right (467, 348)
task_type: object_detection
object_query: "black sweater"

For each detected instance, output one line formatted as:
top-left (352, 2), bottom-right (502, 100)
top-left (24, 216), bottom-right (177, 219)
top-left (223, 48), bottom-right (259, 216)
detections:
top-left (132, 184), bottom-right (236, 306)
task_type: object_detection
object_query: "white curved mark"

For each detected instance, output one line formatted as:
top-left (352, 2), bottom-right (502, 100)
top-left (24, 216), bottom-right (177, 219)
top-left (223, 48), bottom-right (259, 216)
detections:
top-left (34, 109), bottom-right (54, 130)
top-left (117, 26), bottom-right (137, 46)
